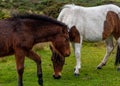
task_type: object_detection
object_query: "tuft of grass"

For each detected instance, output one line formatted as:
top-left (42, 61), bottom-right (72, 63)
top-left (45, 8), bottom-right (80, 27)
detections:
top-left (0, 43), bottom-right (120, 86)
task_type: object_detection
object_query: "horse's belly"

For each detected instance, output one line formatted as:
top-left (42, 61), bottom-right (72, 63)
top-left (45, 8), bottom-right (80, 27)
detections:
top-left (83, 31), bottom-right (103, 42)
top-left (0, 49), bottom-right (14, 57)
top-left (84, 36), bottom-right (102, 42)
top-left (0, 43), bottom-right (14, 57)
top-left (82, 18), bottom-right (104, 42)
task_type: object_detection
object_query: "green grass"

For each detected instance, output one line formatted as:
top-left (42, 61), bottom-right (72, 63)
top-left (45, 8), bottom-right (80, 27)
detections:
top-left (0, 43), bottom-right (120, 86)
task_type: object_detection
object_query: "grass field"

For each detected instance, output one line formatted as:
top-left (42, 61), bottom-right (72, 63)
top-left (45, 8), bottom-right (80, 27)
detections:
top-left (0, 42), bottom-right (120, 86)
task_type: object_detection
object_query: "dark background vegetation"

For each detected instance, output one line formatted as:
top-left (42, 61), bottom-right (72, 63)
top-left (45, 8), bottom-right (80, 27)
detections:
top-left (0, 0), bottom-right (120, 19)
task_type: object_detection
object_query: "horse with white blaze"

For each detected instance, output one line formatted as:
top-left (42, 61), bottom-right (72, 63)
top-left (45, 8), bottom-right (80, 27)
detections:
top-left (57, 4), bottom-right (120, 76)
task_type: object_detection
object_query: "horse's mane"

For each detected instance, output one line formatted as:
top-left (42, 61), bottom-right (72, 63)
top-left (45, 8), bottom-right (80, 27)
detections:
top-left (63, 4), bottom-right (75, 8)
top-left (12, 13), bottom-right (67, 27)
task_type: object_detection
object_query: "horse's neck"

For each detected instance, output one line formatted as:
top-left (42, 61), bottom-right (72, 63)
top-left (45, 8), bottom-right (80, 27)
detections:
top-left (23, 19), bottom-right (62, 43)
top-left (33, 27), bottom-right (61, 43)
top-left (34, 35), bottom-right (54, 43)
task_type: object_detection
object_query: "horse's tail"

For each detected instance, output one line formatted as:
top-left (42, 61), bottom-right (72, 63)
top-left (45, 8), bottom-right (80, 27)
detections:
top-left (115, 45), bottom-right (120, 65)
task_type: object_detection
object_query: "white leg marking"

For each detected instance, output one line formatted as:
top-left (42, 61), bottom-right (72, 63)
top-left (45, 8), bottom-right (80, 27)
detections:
top-left (72, 36), bottom-right (83, 74)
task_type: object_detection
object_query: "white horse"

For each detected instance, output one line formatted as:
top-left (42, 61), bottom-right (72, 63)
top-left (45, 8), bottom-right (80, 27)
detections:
top-left (57, 4), bottom-right (120, 76)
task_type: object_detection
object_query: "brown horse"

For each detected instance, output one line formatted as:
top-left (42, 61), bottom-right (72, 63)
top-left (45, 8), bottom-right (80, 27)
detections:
top-left (50, 26), bottom-right (80, 78)
top-left (0, 14), bottom-right (71, 86)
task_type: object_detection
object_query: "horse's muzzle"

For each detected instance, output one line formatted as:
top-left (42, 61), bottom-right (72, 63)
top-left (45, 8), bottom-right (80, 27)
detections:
top-left (53, 74), bottom-right (61, 79)
top-left (64, 51), bottom-right (71, 57)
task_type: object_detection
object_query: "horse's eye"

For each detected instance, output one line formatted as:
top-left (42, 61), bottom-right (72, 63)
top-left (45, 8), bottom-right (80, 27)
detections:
top-left (65, 38), bottom-right (69, 41)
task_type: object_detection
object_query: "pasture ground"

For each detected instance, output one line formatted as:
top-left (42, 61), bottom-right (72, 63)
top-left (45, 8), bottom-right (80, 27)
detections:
top-left (0, 42), bottom-right (120, 86)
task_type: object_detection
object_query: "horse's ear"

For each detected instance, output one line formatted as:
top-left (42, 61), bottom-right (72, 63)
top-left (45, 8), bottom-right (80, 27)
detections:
top-left (62, 25), bottom-right (68, 34)
top-left (49, 44), bottom-right (58, 54)
top-left (118, 12), bottom-right (120, 18)
top-left (50, 44), bottom-right (55, 53)
top-left (69, 26), bottom-right (80, 43)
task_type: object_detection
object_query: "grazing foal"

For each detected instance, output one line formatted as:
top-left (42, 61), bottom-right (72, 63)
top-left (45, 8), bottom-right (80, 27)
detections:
top-left (0, 14), bottom-right (71, 86)
top-left (58, 4), bottom-right (120, 75)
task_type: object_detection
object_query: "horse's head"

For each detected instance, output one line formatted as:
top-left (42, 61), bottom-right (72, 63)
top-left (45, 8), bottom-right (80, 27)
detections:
top-left (49, 25), bottom-right (70, 79)
top-left (50, 45), bottom-right (65, 79)
top-left (51, 27), bottom-right (70, 57)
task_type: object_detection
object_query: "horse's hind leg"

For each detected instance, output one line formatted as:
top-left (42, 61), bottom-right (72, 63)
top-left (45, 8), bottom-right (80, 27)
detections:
top-left (15, 48), bottom-right (25, 86)
top-left (26, 50), bottom-right (43, 86)
top-left (116, 39), bottom-right (120, 71)
top-left (97, 36), bottom-right (114, 69)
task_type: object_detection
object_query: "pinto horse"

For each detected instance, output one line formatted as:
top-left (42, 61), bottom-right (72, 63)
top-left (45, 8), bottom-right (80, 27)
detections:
top-left (0, 14), bottom-right (71, 86)
top-left (57, 4), bottom-right (120, 76)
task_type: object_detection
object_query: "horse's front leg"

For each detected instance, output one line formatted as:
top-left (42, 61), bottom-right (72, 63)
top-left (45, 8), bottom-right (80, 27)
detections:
top-left (72, 42), bottom-right (82, 76)
top-left (26, 50), bottom-right (43, 86)
top-left (15, 48), bottom-right (25, 86)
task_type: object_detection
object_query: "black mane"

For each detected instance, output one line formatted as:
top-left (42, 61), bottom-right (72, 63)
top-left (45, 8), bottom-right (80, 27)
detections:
top-left (12, 13), bottom-right (67, 27)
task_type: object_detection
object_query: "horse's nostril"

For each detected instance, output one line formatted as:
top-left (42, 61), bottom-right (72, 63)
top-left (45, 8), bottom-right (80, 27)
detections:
top-left (65, 52), bottom-right (70, 57)
top-left (53, 75), bottom-right (61, 79)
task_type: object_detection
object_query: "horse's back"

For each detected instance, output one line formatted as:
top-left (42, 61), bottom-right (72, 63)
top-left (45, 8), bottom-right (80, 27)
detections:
top-left (58, 4), bottom-right (120, 25)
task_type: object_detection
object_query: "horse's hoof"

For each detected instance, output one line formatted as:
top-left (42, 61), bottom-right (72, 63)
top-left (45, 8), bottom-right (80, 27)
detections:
top-left (40, 83), bottom-right (43, 86)
top-left (53, 75), bottom-right (61, 79)
top-left (97, 66), bottom-right (102, 69)
top-left (74, 73), bottom-right (79, 77)
top-left (74, 68), bottom-right (80, 77)
top-left (117, 67), bottom-right (120, 71)
top-left (74, 68), bottom-right (76, 71)
top-left (18, 83), bottom-right (23, 86)
top-left (38, 79), bottom-right (43, 86)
